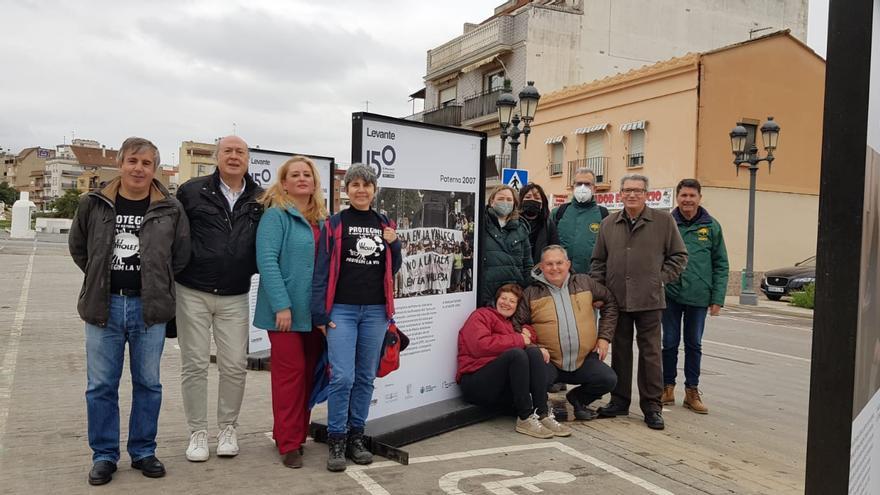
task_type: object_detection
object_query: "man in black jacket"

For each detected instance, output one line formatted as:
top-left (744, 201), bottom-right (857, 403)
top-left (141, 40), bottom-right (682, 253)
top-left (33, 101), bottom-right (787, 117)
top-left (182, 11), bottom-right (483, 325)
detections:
top-left (70, 137), bottom-right (190, 485)
top-left (175, 135), bottom-right (263, 462)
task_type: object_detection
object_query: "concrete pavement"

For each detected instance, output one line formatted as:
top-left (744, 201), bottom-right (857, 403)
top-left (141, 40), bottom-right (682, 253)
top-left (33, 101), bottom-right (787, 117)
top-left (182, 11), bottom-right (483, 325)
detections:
top-left (0, 241), bottom-right (813, 494)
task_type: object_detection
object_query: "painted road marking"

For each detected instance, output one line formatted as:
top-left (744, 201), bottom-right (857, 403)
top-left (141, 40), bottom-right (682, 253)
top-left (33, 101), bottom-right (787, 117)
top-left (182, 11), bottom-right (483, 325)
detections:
top-left (716, 315), bottom-right (812, 333)
top-left (438, 468), bottom-right (576, 495)
top-left (346, 441), bottom-right (675, 495)
top-left (703, 339), bottom-right (810, 363)
top-left (0, 247), bottom-right (35, 453)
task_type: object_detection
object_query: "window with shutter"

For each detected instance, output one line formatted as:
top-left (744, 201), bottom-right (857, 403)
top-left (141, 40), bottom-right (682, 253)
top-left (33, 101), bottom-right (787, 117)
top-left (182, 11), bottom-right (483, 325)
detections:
top-left (550, 143), bottom-right (564, 176)
top-left (439, 86), bottom-right (457, 106)
top-left (627, 129), bottom-right (645, 167)
top-left (586, 133), bottom-right (604, 158)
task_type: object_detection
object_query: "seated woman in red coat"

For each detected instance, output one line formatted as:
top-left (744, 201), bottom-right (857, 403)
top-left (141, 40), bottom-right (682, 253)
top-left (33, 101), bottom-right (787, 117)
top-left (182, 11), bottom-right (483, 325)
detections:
top-left (456, 284), bottom-right (571, 438)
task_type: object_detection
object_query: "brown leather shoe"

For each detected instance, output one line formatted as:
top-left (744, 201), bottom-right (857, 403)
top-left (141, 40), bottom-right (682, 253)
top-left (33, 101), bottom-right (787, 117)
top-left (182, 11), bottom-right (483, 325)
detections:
top-left (661, 384), bottom-right (675, 405)
top-left (684, 387), bottom-right (708, 414)
top-left (283, 447), bottom-right (304, 469)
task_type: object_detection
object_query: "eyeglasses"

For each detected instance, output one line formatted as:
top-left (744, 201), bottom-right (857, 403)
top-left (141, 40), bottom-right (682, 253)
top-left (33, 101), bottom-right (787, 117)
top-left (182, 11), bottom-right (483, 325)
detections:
top-left (574, 181), bottom-right (593, 187)
top-left (621, 188), bottom-right (646, 195)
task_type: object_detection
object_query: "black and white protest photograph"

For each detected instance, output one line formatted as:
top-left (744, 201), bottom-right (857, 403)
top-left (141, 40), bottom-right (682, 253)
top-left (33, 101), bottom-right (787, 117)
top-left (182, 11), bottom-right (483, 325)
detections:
top-left (375, 187), bottom-right (476, 298)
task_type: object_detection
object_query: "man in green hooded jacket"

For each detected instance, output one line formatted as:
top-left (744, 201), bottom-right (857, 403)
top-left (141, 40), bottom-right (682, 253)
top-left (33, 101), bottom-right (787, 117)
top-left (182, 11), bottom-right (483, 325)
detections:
top-left (661, 179), bottom-right (729, 414)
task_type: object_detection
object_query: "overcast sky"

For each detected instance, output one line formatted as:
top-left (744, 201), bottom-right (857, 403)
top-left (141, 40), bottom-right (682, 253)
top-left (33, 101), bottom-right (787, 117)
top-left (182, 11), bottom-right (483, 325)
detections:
top-left (0, 0), bottom-right (829, 167)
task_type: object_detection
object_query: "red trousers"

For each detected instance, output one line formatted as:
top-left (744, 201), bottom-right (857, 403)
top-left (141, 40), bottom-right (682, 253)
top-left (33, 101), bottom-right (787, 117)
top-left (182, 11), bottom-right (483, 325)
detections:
top-left (267, 330), bottom-right (323, 455)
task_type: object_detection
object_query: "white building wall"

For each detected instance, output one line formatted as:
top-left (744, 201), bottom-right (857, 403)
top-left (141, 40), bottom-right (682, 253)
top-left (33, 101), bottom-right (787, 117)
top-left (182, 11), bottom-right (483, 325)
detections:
top-left (575, 0), bottom-right (808, 84)
top-left (45, 160), bottom-right (81, 199)
top-left (524, 7), bottom-right (584, 92)
top-left (426, 0), bottom-right (808, 110)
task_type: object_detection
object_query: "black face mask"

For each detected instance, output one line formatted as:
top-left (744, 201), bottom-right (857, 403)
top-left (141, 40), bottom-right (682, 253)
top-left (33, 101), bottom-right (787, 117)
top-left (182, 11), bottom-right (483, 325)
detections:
top-left (521, 199), bottom-right (543, 218)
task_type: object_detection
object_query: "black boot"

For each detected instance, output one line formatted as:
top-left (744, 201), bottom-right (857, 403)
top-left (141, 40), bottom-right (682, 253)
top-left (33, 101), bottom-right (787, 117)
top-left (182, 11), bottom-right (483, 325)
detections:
top-left (326, 435), bottom-right (347, 472)
top-left (88, 461), bottom-right (116, 486)
top-left (346, 432), bottom-right (373, 465)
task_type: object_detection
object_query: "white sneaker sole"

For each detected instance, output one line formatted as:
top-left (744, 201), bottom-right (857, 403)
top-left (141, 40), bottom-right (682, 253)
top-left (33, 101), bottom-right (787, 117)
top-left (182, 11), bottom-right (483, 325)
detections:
top-left (514, 426), bottom-right (554, 439)
top-left (216, 448), bottom-right (239, 457)
top-left (186, 451), bottom-right (209, 462)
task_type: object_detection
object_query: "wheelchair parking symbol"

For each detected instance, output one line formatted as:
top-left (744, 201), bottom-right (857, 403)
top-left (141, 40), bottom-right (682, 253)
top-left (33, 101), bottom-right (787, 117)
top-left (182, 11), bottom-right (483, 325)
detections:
top-left (439, 468), bottom-right (576, 495)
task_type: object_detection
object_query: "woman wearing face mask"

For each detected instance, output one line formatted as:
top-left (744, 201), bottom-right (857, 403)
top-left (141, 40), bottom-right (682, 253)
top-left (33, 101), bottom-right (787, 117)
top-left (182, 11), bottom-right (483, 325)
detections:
top-left (480, 185), bottom-right (533, 306)
top-left (518, 183), bottom-right (559, 265)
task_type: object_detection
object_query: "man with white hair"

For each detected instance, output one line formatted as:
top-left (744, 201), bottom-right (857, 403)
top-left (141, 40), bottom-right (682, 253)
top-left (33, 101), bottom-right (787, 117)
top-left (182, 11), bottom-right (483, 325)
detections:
top-left (175, 135), bottom-right (264, 461)
top-left (591, 173), bottom-right (687, 430)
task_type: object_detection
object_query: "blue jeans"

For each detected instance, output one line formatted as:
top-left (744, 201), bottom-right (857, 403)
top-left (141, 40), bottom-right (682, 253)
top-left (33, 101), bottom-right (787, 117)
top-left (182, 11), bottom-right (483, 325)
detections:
top-left (661, 300), bottom-right (708, 388)
top-left (85, 295), bottom-right (166, 463)
top-left (326, 304), bottom-right (387, 436)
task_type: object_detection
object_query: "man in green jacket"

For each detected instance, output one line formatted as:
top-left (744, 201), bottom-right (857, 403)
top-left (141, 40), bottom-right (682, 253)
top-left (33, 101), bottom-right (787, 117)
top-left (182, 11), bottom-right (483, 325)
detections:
top-left (661, 179), bottom-right (729, 414)
top-left (552, 168), bottom-right (608, 274)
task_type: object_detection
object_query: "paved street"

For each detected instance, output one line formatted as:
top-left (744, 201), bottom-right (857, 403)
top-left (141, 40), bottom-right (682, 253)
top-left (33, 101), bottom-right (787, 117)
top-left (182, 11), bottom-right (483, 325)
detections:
top-left (0, 238), bottom-right (813, 494)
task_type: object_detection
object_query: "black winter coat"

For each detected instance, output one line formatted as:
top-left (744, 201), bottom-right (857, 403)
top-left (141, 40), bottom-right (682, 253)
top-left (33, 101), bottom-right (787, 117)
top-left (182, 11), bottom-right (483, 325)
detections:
top-left (479, 207), bottom-right (533, 307)
top-left (69, 178), bottom-right (191, 327)
top-left (175, 170), bottom-right (264, 295)
top-left (524, 215), bottom-right (560, 264)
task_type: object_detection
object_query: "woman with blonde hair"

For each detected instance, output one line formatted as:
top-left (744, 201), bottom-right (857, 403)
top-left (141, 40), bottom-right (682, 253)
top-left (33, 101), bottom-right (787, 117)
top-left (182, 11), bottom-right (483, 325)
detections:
top-left (253, 156), bottom-right (327, 468)
top-left (480, 184), bottom-right (533, 306)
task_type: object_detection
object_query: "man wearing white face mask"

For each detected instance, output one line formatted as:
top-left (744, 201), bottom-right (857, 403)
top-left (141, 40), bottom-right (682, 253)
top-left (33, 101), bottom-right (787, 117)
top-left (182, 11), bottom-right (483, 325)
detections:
top-left (551, 168), bottom-right (608, 274)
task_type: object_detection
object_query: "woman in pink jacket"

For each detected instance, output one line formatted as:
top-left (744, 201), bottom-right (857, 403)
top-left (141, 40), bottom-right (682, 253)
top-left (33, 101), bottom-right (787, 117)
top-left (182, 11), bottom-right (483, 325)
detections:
top-left (456, 284), bottom-right (571, 438)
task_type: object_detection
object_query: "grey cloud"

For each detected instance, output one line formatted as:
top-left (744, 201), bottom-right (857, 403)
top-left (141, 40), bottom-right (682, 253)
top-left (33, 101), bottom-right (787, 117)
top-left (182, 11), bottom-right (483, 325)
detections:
top-left (141, 7), bottom-right (390, 81)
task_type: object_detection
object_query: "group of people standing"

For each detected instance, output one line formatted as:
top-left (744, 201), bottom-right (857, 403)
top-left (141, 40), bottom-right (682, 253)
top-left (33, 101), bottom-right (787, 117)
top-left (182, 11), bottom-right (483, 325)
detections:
top-left (70, 135), bottom-right (400, 486)
top-left (461, 167), bottom-right (728, 437)
top-left (68, 141), bottom-right (729, 485)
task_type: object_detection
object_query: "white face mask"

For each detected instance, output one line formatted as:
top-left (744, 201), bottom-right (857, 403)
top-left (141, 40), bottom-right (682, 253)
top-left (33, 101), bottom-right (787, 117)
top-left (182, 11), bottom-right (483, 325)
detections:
top-left (573, 184), bottom-right (593, 203)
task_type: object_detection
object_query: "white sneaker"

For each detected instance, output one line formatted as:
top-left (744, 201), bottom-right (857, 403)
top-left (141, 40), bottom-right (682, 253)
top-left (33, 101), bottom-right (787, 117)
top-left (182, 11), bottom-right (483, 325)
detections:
top-left (540, 412), bottom-right (572, 437)
top-left (216, 425), bottom-right (239, 457)
top-left (515, 412), bottom-right (554, 439)
top-left (186, 430), bottom-right (209, 462)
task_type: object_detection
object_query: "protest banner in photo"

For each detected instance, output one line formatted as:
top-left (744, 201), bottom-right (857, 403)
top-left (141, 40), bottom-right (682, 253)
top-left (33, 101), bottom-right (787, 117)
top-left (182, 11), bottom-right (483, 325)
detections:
top-left (354, 113), bottom-right (485, 420)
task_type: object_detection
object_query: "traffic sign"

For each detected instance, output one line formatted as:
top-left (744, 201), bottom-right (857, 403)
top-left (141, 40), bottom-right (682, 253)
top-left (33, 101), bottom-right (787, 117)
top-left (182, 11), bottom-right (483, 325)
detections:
top-left (501, 168), bottom-right (528, 191)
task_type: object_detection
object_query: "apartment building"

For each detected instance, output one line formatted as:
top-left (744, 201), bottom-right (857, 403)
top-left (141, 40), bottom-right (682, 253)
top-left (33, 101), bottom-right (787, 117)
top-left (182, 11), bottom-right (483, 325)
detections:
top-left (413, 0), bottom-right (808, 182)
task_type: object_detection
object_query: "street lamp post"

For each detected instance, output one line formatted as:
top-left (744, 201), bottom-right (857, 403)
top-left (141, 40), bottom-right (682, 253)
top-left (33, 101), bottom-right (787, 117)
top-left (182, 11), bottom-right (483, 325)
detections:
top-left (496, 80), bottom-right (540, 169)
top-left (729, 117), bottom-right (781, 305)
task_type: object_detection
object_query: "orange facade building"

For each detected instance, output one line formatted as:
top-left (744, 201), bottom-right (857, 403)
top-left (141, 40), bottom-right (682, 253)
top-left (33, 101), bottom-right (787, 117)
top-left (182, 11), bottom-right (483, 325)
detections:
top-left (519, 31), bottom-right (824, 273)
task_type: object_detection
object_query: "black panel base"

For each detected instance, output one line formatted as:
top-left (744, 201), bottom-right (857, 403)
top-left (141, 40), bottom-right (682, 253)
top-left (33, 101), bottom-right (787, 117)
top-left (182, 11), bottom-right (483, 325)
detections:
top-left (309, 398), bottom-right (496, 465)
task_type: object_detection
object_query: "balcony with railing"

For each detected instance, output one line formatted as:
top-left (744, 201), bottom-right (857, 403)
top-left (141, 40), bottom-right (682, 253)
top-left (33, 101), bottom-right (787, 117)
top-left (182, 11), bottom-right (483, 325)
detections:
top-left (403, 111), bottom-right (425, 123)
top-left (427, 16), bottom-right (517, 79)
top-left (568, 157), bottom-right (609, 187)
top-left (423, 104), bottom-right (462, 127)
top-left (462, 88), bottom-right (503, 123)
top-left (627, 153), bottom-right (645, 168)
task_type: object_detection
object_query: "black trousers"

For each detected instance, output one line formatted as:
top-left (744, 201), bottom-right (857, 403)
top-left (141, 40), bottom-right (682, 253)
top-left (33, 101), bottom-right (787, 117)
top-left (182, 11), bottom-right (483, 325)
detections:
top-left (547, 352), bottom-right (617, 406)
top-left (460, 347), bottom-right (550, 419)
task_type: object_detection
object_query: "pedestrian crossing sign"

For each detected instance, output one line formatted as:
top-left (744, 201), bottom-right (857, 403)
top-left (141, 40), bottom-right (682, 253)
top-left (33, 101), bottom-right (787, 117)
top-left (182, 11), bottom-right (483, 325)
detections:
top-left (501, 168), bottom-right (529, 191)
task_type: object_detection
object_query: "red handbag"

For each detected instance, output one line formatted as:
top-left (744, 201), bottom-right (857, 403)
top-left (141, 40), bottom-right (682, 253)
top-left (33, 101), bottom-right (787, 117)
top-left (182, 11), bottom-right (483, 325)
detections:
top-left (377, 320), bottom-right (409, 377)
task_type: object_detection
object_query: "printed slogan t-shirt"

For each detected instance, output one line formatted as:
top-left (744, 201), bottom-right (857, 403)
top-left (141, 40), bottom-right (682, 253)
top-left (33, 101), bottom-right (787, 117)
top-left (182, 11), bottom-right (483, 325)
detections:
top-left (110, 194), bottom-right (150, 293)
top-left (334, 207), bottom-right (386, 305)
